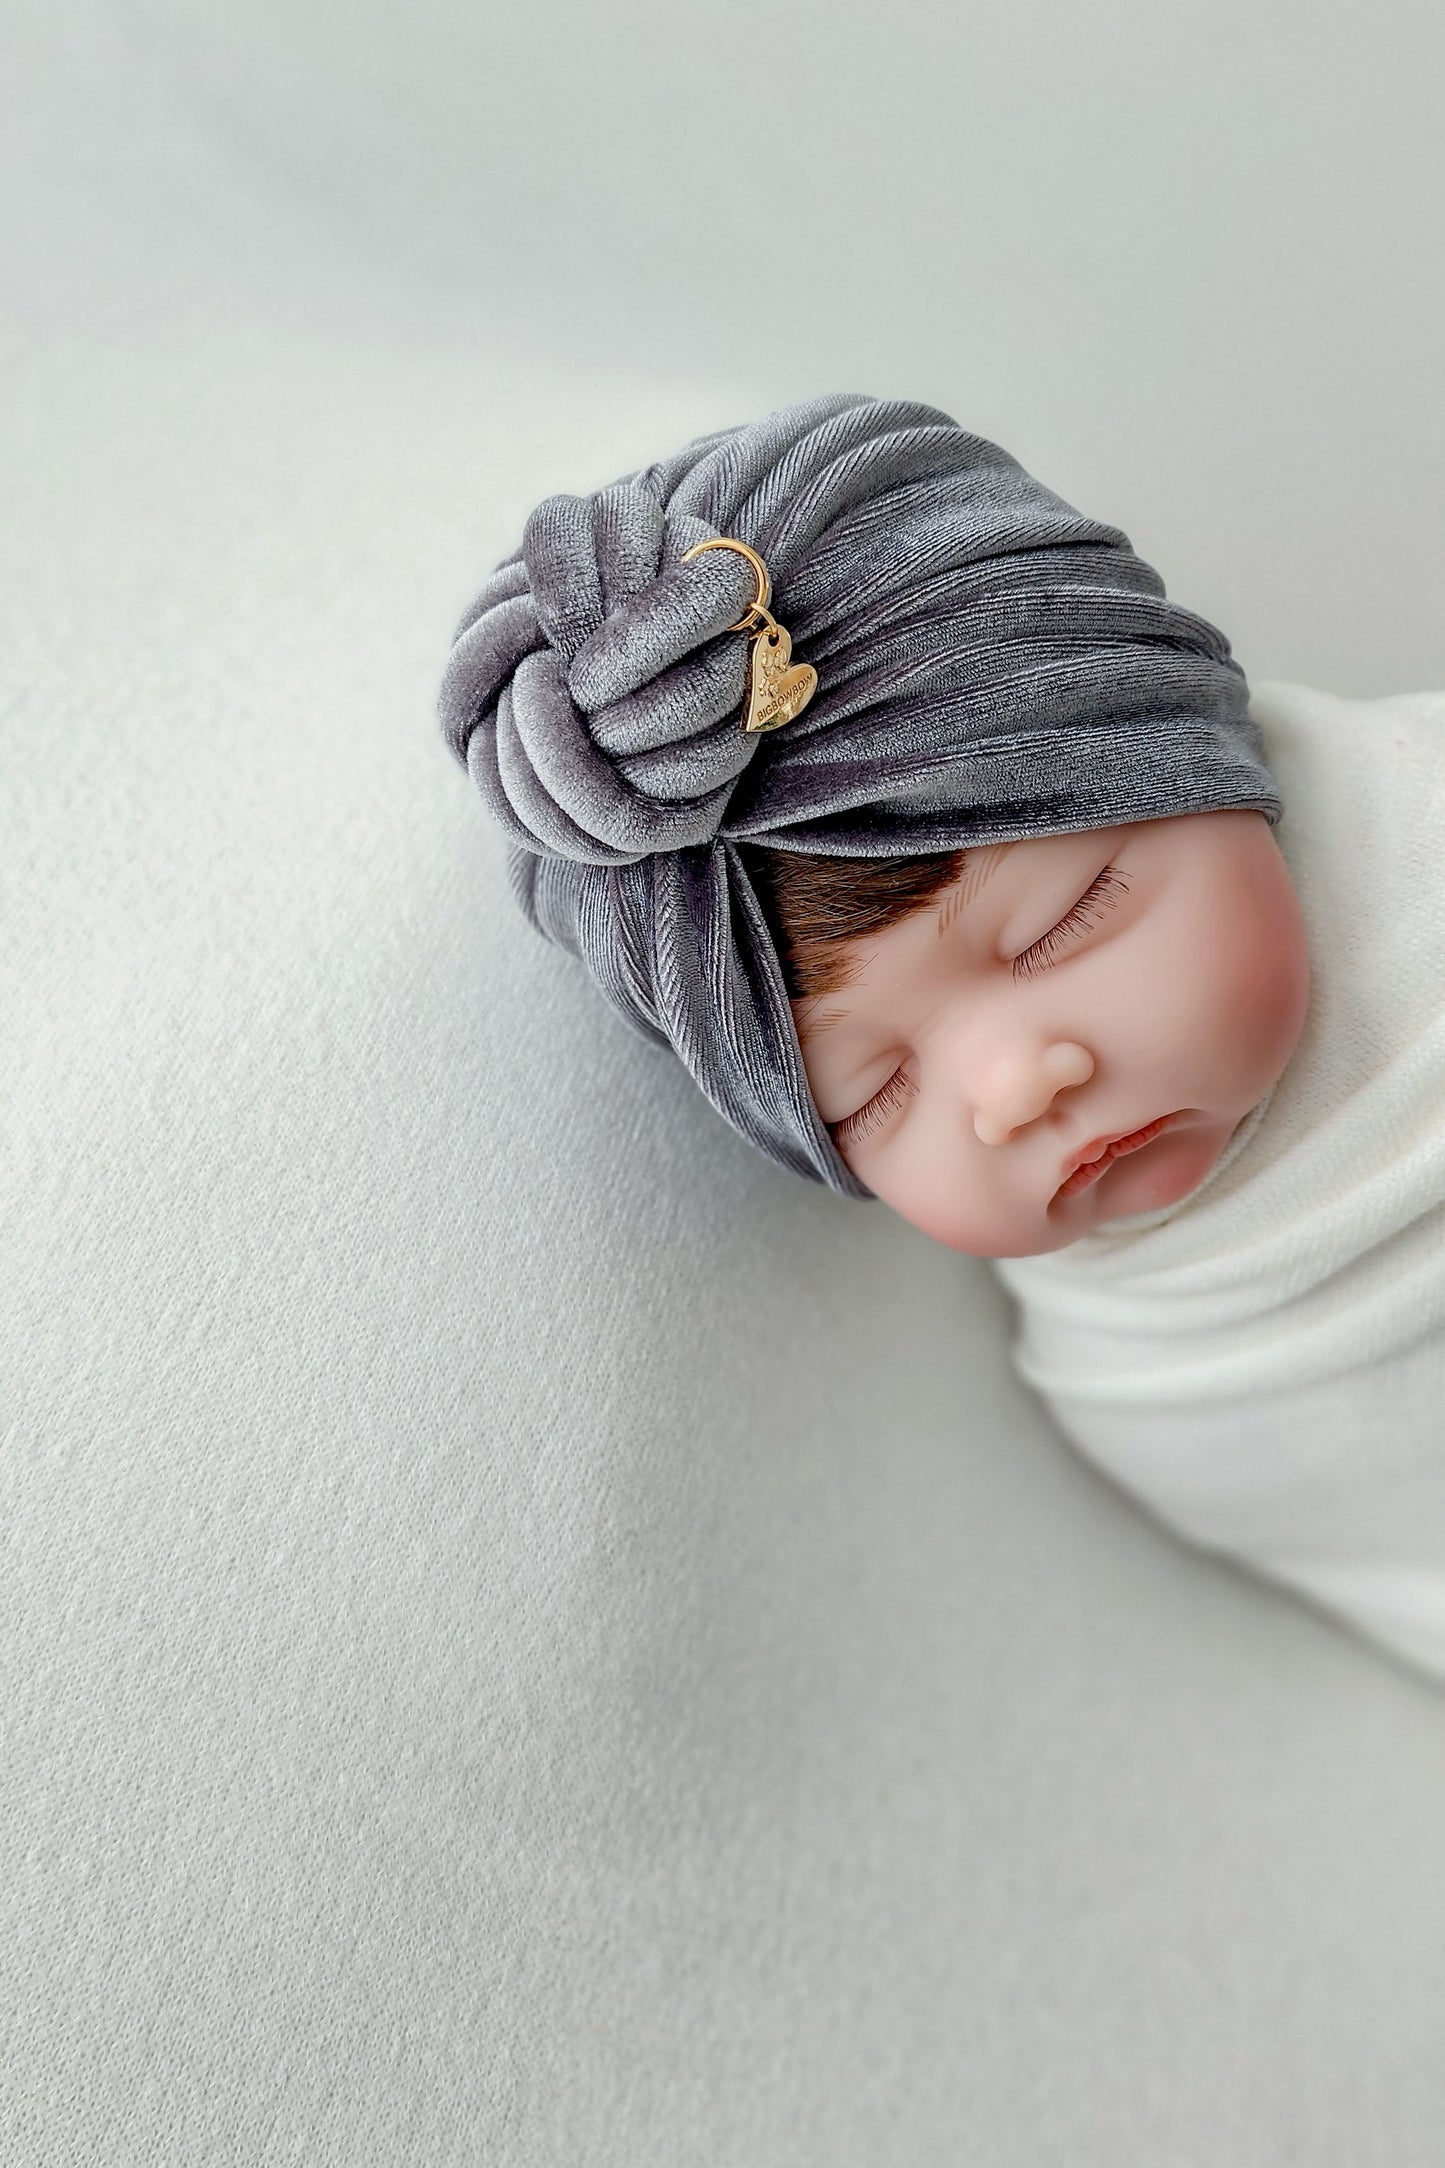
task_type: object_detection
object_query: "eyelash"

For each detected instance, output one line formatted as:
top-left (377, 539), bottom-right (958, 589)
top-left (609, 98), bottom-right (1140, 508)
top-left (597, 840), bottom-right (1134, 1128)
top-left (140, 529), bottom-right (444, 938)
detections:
top-left (1010, 861), bottom-right (1131, 982)
top-left (831, 863), bottom-right (1131, 1148)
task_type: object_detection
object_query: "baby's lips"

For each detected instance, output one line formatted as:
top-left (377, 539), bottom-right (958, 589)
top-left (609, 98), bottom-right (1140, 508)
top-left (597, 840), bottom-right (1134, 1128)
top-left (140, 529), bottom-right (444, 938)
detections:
top-left (1060, 1111), bottom-right (1179, 1187)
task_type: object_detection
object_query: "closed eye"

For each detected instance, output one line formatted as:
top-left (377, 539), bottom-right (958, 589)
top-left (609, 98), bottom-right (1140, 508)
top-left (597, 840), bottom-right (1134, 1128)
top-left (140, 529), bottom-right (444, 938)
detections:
top-left (1011, 862), bottom-right (1130, 982)
top-left (830, 863), bottom-right (1131, 1150)
top-left (832, 1060), bottom-right (919, 1150)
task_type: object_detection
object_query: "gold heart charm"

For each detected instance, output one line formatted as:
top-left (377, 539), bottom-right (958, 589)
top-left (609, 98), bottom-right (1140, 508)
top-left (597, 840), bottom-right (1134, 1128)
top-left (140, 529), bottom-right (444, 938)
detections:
top-left (678, 536), bottom-right (821, 736)
top-left (743, 616), bottom-right (818, 734)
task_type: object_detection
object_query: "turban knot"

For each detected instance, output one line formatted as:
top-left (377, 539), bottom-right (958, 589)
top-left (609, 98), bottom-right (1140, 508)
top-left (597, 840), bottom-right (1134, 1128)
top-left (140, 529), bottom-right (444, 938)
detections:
top-left (439, 483), bottom-right (769, 864)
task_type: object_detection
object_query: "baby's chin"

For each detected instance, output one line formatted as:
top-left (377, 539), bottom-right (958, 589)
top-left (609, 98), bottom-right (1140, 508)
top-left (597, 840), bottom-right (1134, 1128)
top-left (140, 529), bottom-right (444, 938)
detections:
top-left (1053, 1116), bottom-right (1232, 1231)
top-left (881, 1116), bottom-right (1236, 1258)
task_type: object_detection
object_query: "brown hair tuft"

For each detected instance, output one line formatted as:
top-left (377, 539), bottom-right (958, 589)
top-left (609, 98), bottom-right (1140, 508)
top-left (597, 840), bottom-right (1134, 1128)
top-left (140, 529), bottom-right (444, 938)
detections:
top-left (738, 843), bottom-right (968, 1002)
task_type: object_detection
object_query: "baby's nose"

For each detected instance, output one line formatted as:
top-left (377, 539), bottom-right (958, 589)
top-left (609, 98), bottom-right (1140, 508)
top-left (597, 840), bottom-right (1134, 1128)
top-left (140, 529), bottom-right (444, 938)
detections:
top-left (973, 1041), bottom-right (1094, 1147)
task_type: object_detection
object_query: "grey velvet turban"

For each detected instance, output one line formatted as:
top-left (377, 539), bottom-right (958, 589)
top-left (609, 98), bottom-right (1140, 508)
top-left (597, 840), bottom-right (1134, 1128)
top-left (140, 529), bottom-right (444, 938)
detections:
top-left (437, 391), bottom-right (1283, 1201)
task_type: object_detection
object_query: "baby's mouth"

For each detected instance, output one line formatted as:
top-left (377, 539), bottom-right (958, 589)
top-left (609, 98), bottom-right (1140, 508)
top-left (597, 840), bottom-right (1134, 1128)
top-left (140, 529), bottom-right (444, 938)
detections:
top-left (1056, 1112), bottom-right (1180, 1198)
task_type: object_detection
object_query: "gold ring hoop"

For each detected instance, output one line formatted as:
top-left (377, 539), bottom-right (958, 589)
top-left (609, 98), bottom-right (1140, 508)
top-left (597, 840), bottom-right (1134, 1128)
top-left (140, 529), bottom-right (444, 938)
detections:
top-left (680, 536), bottom-right (772, 631)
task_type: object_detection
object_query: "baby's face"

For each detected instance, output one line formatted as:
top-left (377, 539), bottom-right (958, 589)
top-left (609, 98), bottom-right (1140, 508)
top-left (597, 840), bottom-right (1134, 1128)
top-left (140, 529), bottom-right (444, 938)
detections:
top-left (795, 811), bottom-right (1311, 1258)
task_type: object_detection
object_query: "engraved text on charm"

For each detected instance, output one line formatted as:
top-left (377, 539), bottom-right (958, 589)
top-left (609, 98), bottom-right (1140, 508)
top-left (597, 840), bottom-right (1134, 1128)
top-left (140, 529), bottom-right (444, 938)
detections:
top-left (744, 616), bottom-right (818, 734)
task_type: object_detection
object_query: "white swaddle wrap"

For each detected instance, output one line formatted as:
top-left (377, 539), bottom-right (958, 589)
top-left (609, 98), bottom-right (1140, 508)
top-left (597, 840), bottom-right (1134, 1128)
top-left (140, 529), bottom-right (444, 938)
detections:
top-left (993, 680), bottom-right (1445, 1684)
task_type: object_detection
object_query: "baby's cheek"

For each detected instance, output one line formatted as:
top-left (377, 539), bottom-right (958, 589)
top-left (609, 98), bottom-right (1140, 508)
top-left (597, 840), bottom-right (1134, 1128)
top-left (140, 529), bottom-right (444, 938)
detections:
top-left (867, 1143), bottom-right (1013, 1258)
top-left (884, 1186), bottom-right (984, 1254)
top-left (1225, 883), bottom-right (1312, 1066)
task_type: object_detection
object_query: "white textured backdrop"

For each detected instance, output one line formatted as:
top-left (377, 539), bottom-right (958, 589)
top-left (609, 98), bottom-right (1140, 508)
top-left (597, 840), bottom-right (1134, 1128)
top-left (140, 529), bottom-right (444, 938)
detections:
top-left (4, 5), bottom-right (1445, 2163)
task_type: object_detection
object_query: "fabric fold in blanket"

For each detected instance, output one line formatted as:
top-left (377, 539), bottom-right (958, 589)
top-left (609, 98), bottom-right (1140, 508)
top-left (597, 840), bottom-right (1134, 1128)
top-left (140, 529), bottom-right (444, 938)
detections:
top-left (993, 680), bottom-right (1445, 1684)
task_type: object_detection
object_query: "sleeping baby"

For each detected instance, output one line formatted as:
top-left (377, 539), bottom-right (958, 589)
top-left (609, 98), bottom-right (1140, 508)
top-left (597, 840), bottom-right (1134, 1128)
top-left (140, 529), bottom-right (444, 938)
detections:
top-left (437, 392), bottom-right (1445, 1688)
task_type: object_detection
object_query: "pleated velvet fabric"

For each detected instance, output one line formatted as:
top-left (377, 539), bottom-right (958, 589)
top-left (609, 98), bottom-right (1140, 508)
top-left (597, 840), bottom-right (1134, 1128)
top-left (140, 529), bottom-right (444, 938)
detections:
top-left (437, 392), bottom-right (1284, 1197)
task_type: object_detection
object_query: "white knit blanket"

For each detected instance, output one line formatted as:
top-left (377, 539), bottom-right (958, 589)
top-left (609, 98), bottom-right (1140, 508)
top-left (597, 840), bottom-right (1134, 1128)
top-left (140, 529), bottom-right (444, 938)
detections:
top-left (994, 680), bottom-right (1445, 1684)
